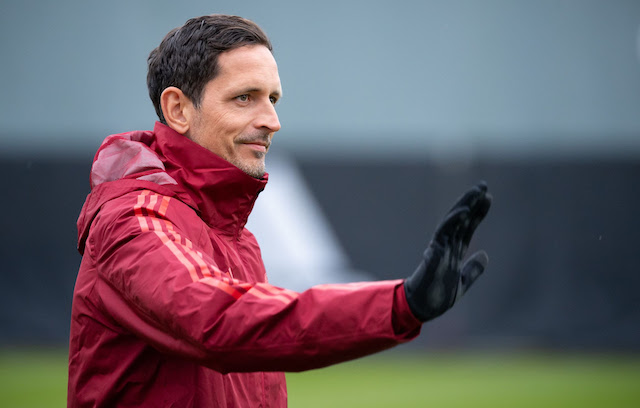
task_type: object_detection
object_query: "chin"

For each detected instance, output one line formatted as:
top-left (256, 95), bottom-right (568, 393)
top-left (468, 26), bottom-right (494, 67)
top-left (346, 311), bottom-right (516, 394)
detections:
top-left (236, 161), bottom-right (266, 179)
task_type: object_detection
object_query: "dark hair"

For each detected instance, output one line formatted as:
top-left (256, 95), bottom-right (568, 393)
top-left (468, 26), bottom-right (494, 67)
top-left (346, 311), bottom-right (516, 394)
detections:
top-left (147, 14), bottom-right (273, 123)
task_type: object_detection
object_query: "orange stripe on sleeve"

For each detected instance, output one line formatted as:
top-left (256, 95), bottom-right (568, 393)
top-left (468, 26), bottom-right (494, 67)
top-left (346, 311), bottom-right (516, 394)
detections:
top-left (160, 219), bottom-right (217, 279)
top-left (134, 190), bottom-right (151, 232)
top-left (200, 277), bottom-right (244, 300)
top-left (153, 230), bottom-right (201, 282)
top-left (246, 286), bottom-right (296, 306)
top-left (148, 193), bottom-right (158, 213)
top-left (150, 217), bottom-right (163, 233)
top-left (158, 196), bottom-right (170, 217)
top-left (133, 191), bottom-right (246, 299)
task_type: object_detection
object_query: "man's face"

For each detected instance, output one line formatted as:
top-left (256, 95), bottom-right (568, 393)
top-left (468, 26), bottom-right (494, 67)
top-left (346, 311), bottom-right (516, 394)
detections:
top-left (186, 44), bottom-right (282, 178)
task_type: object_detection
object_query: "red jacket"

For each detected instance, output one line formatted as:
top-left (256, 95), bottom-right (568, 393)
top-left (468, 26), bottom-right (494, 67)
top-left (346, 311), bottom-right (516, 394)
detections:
top-left (68, 122), bottom-right (421, 407)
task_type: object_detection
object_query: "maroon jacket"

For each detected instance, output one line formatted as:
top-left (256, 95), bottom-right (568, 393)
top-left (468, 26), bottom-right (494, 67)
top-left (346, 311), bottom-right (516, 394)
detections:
top-left (68, 122), bottom-right (421, 407)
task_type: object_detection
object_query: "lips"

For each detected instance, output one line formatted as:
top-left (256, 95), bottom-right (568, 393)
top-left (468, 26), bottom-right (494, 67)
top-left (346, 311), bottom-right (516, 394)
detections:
top-left (237, 134), bottom-right (271, 152)
top-left (243, 142), bottom-right (268, 152)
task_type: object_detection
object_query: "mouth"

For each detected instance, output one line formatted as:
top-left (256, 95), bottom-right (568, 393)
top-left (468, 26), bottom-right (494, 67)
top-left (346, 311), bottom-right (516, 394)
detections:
top-left (242, 141), bottom-right (268, 153)
top-left (238, 134), bottom-right (271, 153)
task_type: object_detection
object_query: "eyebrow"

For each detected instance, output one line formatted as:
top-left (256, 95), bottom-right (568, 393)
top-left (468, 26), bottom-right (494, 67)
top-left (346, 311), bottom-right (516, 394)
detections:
top-left (239, 87), bottom-right (282, 98)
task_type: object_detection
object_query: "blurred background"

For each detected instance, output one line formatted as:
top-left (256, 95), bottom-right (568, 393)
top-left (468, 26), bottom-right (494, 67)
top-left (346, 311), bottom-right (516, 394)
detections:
top-left (1, 0), bottom-right (640, 406)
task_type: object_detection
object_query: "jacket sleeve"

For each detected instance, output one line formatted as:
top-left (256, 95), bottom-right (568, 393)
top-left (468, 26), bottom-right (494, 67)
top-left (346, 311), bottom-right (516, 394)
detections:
top-left (90, 189), bottom-right (421, 373)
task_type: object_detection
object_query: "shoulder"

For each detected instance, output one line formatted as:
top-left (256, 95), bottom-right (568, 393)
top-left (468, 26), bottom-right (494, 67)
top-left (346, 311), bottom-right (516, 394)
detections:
top-left (90, 184), bottom-right (208, 248)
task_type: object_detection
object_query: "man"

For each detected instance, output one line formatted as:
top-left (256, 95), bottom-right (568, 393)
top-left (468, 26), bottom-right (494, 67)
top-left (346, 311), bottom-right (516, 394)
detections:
top-left (68, 14), bottom-right (492, 407)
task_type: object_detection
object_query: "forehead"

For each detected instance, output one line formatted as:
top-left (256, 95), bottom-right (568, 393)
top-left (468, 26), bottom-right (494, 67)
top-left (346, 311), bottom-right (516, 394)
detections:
top-left (211, 44), bottom-right (281, 93)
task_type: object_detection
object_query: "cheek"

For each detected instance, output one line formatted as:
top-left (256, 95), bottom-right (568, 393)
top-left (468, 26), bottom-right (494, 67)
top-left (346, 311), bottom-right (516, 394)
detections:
top-left (193, 112), bottom-right (225, 143)
top-left (192, 104), bottom-right (249, 151)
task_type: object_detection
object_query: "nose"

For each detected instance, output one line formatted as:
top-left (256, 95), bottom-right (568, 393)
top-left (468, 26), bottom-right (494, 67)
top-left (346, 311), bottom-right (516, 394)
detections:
top-left (256, 100), bottom-right (281, 133)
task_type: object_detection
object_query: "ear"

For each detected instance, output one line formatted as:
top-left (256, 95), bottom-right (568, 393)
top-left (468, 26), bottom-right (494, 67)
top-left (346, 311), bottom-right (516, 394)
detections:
top-left (160, 86), bottom-right (193, 135)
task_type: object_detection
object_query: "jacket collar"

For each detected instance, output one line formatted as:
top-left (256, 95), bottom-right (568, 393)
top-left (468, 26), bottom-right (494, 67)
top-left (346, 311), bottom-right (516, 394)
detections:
top-left (150, 122), bottom-right (268, 237)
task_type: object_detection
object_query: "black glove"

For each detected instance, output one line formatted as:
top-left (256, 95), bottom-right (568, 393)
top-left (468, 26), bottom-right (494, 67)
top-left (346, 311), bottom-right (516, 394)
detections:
top-left (404, 182), bottom-right (492, 322)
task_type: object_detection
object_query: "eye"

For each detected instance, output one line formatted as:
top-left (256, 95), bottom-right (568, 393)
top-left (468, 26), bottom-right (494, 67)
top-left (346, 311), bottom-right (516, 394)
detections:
top-left (236, 94), bottom-right (249, 102)
top-left (269, 96), bottom-right (279, 105)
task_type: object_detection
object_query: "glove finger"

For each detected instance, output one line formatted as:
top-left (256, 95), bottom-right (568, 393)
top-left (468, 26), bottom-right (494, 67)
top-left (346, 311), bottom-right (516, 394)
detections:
top-left (447, 182), bottom-right (488, 214)
top-left (432, 207), bottom-right (469, 248)
top-left (460, 192), bottom-right (492, 252)
top-left (457, 250), bottom-right (488, 299)
top-left (437, 182), bottom-right (488, 249)
top-left (452, 205), bottom-right (472, 261)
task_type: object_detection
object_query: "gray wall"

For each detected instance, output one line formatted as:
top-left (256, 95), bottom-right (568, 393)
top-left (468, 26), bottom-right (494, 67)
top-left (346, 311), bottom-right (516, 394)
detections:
top-left (2, 0), bottom-right (640, 157)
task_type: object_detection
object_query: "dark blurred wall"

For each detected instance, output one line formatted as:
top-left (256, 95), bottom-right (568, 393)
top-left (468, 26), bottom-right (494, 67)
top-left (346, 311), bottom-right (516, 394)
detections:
top-left (299, 156), bottom-right (640, 351)
top-left (1, 156), bottom-right (90, 345)
top-left (1, 150), bottom-right (638, 351)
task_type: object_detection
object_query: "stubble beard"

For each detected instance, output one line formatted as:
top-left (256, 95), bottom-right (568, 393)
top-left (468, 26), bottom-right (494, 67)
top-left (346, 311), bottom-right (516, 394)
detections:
top-left (234, 151), bottom-right (267, 179)
top-left (233, 133), bottom-right (271, 179)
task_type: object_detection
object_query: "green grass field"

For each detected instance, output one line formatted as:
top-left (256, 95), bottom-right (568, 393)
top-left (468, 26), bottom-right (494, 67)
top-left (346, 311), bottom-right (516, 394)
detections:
top-left (1, 349), bottom-right (639, 407)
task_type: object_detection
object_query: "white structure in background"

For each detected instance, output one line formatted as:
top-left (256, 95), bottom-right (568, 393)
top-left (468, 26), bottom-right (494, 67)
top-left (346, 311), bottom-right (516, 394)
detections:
top-left (246, 154), bottom-right (371, 291)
